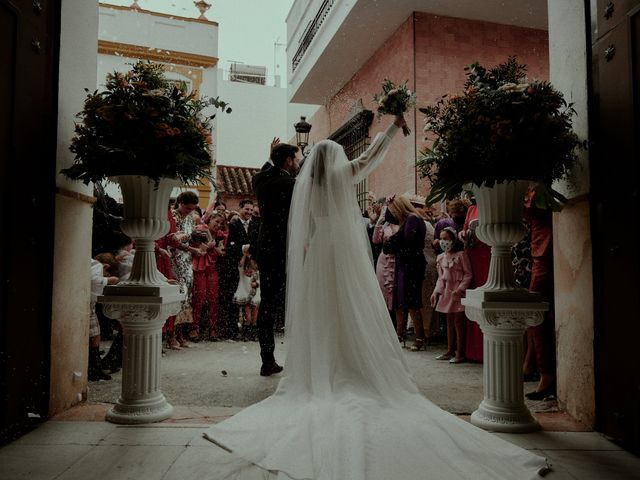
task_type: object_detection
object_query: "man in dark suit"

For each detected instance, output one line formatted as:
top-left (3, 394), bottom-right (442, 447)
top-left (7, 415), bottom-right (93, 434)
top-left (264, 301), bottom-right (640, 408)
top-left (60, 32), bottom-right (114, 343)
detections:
top-left (251, 142), bottom-right (300, 376)
top-left (223, 199), bottom-right (259, 339)
top-left (227, 199), bottom-right (260, 263)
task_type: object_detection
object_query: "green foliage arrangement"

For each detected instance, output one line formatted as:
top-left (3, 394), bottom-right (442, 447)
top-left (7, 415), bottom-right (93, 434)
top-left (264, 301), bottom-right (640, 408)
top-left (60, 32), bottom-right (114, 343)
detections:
top-left (418, 57), bottom-right (585, 209)
top-left (61, 61), bottom-right (231, 185)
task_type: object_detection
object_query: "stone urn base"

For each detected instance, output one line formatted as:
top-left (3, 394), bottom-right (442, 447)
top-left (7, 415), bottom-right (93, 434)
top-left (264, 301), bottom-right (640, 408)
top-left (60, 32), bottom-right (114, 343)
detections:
top-left (462, 180), bottom-right (549, 433)
top-left (99, 175), bottom-right (185, 425)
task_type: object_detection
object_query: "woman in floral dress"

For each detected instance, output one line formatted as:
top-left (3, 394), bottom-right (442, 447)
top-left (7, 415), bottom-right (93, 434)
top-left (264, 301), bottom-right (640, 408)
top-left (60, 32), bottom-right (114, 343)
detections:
top-left (170, 191), bottom-right (199, 346)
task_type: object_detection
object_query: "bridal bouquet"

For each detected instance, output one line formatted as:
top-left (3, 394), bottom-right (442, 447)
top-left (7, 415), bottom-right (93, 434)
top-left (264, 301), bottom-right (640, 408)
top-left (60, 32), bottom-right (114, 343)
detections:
top-left (373, 79), bottom-right (416, 136)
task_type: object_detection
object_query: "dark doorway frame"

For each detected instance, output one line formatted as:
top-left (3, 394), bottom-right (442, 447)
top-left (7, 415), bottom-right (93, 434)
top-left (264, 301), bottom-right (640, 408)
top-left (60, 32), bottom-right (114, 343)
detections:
top-left (0, 0), bottom-right (61, 444)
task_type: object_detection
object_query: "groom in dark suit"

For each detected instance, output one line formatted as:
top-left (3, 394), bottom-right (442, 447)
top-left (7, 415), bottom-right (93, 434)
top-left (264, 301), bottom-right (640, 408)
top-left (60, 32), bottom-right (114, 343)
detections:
top-left (251, 141), bottom-right (300, 376)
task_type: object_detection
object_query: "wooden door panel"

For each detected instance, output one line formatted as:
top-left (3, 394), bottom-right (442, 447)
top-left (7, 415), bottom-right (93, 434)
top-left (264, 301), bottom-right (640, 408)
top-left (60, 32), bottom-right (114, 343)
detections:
top-left (0, 0), bottom-right (59, 444)
top-left (591, 2), bottom-right (640, 454)
top-left (596, 0), bottom-right (640, 38)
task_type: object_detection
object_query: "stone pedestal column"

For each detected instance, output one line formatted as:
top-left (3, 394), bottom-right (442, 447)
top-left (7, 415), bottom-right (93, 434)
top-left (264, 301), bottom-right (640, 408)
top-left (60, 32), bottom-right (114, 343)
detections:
top-left (98, 176), bottom-right (184, 424)
top-left (463, 296), bottom-right (547, 432)
top-left (463, 180), bottom-right (549, 432)
top-left (100, 289), bottom-right (183, 424)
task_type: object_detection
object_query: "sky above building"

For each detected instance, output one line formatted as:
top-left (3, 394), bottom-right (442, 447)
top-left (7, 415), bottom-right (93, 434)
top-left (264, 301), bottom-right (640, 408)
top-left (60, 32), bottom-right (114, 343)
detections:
top-left (105, 0), bottom-right (294, 81)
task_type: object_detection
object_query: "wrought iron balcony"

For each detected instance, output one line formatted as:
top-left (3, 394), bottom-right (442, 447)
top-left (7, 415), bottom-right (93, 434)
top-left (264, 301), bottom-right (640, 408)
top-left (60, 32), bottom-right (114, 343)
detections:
top-left (291, 0), bottom-right (336, 72)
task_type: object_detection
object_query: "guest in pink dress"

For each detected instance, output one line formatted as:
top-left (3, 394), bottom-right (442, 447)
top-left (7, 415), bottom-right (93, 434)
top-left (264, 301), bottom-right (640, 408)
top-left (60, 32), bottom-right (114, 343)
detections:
top-left (431, 227), bottom-right (472, 363)
top-left (372, 208), bottom-right (399, 323)
top-left (460, 201), bottom-right (491, 362)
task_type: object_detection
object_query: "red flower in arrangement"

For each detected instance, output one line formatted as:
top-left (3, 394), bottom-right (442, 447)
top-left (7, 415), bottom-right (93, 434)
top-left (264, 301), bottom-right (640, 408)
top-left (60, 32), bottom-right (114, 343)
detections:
top-left (418, 57), bottom-right (586, 210)
top-left (62, 60), bottom-right (232, 186)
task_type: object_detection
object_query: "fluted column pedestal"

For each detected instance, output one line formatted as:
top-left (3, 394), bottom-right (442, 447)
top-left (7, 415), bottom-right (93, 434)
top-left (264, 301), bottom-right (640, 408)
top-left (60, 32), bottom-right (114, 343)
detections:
top-left (98, 175), bottom-right (184, 425)
top-left (463, 180), bottom-right (549, 432)
top-left (100, 287), bottom-right (183, 424)
top-left (463, 290), bottom-right (547, 432)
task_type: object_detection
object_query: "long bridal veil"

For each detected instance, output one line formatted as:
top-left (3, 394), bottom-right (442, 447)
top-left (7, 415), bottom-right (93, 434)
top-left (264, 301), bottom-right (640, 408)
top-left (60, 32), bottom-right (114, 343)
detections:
top-left (203, 127), bottom-right (548, 480)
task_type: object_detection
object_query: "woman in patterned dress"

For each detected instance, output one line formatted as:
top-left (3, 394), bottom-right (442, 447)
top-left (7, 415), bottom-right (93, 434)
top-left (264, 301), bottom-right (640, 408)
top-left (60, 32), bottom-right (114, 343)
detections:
top-left (170, 191), bottom-right (199, 347)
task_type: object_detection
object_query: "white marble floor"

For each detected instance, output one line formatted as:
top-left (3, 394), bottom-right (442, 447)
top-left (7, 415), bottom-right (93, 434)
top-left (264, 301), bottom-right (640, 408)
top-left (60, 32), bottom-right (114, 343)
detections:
top-left (0, 421), bottom-right (639, 480)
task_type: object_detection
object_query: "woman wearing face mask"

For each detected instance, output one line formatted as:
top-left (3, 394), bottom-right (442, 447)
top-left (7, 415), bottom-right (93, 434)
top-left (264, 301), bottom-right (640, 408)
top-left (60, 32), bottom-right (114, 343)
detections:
top-left (430, 226), bottom-right (472, 363)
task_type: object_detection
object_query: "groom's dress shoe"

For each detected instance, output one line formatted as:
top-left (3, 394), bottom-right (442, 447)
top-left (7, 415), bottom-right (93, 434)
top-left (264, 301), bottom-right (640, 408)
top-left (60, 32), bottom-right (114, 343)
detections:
top-left (260, 363), bottom-right (283, 377)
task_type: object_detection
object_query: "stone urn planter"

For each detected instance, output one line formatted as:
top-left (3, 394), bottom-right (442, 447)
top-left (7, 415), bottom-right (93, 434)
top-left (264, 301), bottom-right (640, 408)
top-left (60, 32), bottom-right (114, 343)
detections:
top-left (99, 175), bottom-right (185, 425)
top-left (462, 180), bottom-right (548, 433)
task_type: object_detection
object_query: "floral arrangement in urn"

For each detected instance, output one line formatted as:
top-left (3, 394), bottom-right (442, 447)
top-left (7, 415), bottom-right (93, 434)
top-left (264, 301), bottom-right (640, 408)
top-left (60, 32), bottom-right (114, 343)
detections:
top-left (61, 60), bottom-right (231, 185)
top-left (418, 57), bottom-right (585, 209)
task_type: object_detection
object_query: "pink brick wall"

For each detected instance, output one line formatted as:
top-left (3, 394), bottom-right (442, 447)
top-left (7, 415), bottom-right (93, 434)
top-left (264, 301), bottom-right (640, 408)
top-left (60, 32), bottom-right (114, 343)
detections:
top-left (306, 12), bottom-right (549, 200)
top-left (414, 13), bottom-right (549, 197)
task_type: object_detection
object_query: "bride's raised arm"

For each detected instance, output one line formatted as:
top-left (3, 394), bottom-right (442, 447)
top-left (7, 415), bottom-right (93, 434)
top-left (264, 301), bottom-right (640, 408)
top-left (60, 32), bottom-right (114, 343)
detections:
top-left (349, 115), bottom-right (406, 182)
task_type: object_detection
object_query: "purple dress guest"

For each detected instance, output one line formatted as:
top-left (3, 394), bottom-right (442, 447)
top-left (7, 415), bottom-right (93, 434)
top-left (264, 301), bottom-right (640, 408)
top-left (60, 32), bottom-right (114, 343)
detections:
top-left (390, 214), bottom-right (427, 310)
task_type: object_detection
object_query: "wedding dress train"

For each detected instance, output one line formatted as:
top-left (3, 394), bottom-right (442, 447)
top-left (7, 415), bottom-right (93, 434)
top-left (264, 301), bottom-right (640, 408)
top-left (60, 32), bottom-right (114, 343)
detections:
top-left (203, 124), bottom-right (548, 479)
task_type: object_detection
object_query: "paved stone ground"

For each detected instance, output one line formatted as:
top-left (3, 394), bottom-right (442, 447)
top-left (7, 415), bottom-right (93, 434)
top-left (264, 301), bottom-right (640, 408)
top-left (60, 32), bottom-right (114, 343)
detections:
top-left (91, 335), bottom-right (557, 415)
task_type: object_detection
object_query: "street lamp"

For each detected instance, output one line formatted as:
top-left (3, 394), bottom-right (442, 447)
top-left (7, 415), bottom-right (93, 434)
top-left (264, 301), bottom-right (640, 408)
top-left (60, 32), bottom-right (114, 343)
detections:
top-left (294, 116), bottom-right (312, 157)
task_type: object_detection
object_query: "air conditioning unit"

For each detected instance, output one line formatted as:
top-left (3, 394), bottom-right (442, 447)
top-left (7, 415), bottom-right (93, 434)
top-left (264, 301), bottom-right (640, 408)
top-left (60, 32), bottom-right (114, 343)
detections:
top-left (229, 63), bottom-right (266, 85)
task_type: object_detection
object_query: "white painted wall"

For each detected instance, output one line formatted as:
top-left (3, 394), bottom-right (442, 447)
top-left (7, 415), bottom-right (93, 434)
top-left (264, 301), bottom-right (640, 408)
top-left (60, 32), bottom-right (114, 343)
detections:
top-left (216, 71), bottom-right (288, 168)
top-left (57, 2), bottom-right (99, 195)
top-left (50, 0), bottom-right (100, 416)
top-left (547, 0), bottom-right (595, 427)
top-left (98, 6), bottom-right (218, 57)
top-left (215, 73), bottom-right (319, 168)
top-left (547, 0), bottom-right (589, 198)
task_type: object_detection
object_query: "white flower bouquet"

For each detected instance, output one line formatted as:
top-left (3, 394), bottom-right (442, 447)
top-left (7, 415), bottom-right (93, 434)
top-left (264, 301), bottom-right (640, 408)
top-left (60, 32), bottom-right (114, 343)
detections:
top-left (373, 79), bottom-right (416, 136)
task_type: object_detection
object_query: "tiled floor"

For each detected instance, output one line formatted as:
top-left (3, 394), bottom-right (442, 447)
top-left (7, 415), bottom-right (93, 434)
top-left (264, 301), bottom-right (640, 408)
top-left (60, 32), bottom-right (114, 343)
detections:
top-left (1, 412), bottom-right (639, 480)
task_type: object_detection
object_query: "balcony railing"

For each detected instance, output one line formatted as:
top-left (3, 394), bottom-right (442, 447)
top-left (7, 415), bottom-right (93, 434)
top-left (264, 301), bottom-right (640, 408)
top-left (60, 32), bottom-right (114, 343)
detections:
top-left (291, 0), bottom-right (336, 72)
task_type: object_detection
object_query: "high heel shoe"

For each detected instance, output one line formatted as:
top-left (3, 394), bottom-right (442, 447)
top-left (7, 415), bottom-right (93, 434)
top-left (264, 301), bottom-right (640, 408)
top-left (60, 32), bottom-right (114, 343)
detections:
top-left (410, 338), bottom-right (426, 351)
top-left (449, 356), bottom-right (466, 364)
top-left (525, 386), bottom-right (556, 400)
top-left (435, 352), bottom-right (454, 360)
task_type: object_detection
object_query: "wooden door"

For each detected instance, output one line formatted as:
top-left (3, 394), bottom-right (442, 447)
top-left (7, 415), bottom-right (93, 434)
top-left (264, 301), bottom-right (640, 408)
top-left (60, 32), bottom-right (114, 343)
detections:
top-left (591, 0), bottom-right (640, 454)
top-left (0, 0), bottom-right (60, 444)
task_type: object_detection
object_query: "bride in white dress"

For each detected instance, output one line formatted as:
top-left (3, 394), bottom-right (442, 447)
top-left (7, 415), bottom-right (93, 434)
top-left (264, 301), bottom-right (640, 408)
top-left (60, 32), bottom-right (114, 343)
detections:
top-left (203, 116), bottom-right (548, 480)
